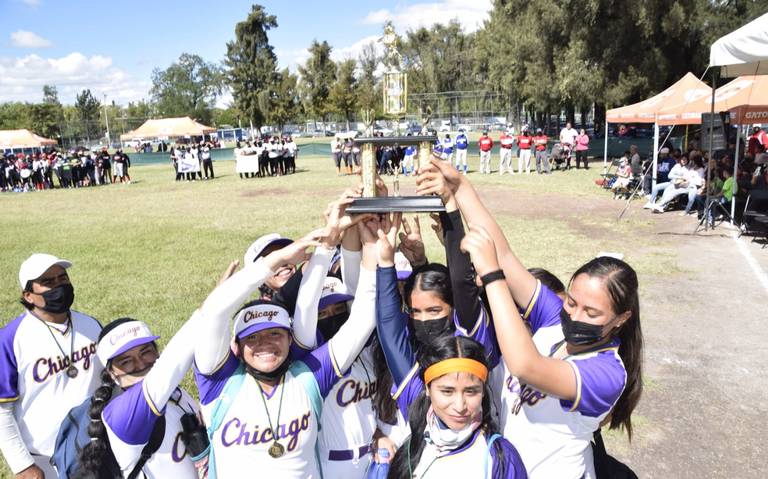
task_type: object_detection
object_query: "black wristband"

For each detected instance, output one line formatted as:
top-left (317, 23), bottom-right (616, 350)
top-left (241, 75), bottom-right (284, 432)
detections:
top-left (480, 269), bottom-right (505, 287)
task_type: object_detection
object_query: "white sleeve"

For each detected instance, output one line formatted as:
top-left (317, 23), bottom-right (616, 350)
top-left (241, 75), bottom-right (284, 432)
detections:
top-left (340, 246), bottom-right (362, 293)
top-left (142, 309), bottom-right (202, 411)
top-left (328, 266), bottom-right (376, 373)
top-left (194, 259), bottom-right (274, 374)
top-left (0, 403), bottom-right (33, 474)
top-left (292, 246), bottom-right (335, 350)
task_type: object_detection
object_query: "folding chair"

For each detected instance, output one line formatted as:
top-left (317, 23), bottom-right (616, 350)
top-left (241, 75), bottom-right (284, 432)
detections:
top-left (740, 190), bottom-right (768, 242)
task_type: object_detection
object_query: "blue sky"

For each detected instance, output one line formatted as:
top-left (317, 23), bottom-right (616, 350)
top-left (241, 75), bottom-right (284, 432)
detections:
top-left (0, 0), bottom-right (491, 105)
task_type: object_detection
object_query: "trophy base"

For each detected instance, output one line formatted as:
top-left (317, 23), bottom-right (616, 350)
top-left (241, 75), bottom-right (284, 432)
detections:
top-left (347, 196), bottom-right (446, 213)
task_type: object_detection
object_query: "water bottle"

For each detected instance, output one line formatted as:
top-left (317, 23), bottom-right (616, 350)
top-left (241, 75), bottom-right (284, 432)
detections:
top-left (367, 448), bottom-right (390, 479)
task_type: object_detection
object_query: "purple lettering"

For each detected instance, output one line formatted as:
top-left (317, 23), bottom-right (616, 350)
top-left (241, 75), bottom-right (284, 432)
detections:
top-left (221, 418), bottom-right (243, 447)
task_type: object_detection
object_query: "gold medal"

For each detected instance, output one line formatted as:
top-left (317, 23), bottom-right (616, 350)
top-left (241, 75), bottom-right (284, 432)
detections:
top-left (66, 365), bottom-right (78, 379)
top-left (268, 441), bottom-right (285, 458)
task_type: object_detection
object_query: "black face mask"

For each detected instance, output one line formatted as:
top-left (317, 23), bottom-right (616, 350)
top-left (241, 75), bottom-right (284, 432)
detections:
top-left (318, 311), bottom-right (349, 342)
top-left (245, 356), bottom-right (291, 382)
top-left (410, 316), bottom-right (453, 346)
top-left (40, 283), bottom-right (75, 314)
top-left (559, 308), bottom-right (607, 346)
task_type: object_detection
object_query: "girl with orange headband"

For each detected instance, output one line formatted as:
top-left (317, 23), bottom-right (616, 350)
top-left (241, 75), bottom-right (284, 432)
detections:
top-left (386, 334), bottom-right (527, 478)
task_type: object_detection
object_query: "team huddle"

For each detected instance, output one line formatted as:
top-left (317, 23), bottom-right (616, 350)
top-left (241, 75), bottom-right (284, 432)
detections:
top-left (0, 153), bottom-right (643, 479)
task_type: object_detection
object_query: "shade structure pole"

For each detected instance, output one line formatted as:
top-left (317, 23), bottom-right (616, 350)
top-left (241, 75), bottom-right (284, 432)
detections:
top-left (603, 121), bottom-right (609, 174)
top-left (706, 70), bottom-right (717, 231)
top-left (652, 122), bottom-right (659, 189)
top-left (731, 120), bottom-right (742, 223)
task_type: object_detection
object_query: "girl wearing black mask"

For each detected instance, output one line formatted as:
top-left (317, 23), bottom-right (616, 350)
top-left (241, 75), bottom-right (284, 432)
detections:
top-left (418, 158), bottom-right (643, 479)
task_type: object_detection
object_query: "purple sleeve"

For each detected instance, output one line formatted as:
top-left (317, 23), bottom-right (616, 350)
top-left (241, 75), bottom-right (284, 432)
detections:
top-left (560, 347), bottom-right (627, 417)
top-left (102, 380), bottom-right (158, 445)
top-left (454, 305), bottom-right (500, 369)
top-left (393, 372), bottom-right (424, 422)
top-left (521, 282), bottom-right (562, 334)
top-left (298, 341), bottom-right (343, 398)
top-left (193, 352), bottom-right (240, 406)
top-left (0, 315), bottom-right (24, 401)
top-left (491, 437), bottom-right (528, 478)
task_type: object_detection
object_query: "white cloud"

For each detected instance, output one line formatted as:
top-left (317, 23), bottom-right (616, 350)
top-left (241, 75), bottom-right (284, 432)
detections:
top-left (330, 35), bottom-right (381, 62)
top-left (361, 0), bottom-right (492, 33)
top-left (10, 30), bottom-right (52, 48)
top-left (0, 52), bottom-right (150, 104)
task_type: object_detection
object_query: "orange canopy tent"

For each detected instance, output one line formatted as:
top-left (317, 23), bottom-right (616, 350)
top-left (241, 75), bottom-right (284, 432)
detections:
top-left (670, 75), bottom-right (768, 124)
top-left (606, 72), bottom-right (711, 125)
top-left (120, 117), bottom-right (216, 141)
top-left (604, 73), bottom-right (711, 175)
top-left (0, 129), bottom-right (57, 149)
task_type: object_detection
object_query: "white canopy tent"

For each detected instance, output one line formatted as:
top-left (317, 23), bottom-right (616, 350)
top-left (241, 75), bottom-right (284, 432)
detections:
top-left (709, 12), bottom-right (768, 222)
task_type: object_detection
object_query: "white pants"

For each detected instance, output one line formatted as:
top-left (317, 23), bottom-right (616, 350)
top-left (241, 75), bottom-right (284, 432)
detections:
top-left (480, 150), bottom-right (492, 173)
top-left (320, 452), bottom-right (372, 479)
top-left (499, 148), bottom-right (513, 174)
top-left (403, 154), bottom-right (414, 174)
top-left (518, 149), bottom-right (532, 174)
top-left (455, 149), bottom-right (467, 170)
top-left (441, 151), bottom-right (453, 164)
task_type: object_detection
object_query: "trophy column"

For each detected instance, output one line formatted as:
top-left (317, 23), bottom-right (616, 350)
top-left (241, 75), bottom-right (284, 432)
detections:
top-left (362, 143), bottom-right (376, 197)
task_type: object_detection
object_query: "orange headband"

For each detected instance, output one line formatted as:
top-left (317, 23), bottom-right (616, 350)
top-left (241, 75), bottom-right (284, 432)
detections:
top-left (423, 358), bottom-right (488, 385)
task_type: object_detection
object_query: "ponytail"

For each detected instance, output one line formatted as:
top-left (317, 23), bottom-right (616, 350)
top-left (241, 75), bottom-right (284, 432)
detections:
top-left (74, 369), bottom-right (122, 478)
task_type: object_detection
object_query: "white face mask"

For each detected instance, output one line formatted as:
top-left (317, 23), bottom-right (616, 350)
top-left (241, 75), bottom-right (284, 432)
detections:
top-left (424, 406), bottom-right (481, 452)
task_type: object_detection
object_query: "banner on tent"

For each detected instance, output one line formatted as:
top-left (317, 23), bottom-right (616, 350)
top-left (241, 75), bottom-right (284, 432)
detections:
top-left (701, 113), bottom-right (731, 151)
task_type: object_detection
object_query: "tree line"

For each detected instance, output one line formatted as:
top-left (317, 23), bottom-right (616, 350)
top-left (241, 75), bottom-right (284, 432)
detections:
top-left (1, 0), bottom-right (765, 142)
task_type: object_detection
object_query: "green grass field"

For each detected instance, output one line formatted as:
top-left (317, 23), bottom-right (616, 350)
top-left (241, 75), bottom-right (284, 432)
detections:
top-left (0, 154), bottom-right (662, 476)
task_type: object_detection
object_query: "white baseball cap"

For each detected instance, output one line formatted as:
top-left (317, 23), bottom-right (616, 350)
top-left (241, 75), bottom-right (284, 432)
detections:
top-left (233, 302), bottom-right (292, 339)
top-left (97, 320), bottom-right (159, 367)
top-left (243, 233), bottom-right (293, 265)
top-left (19, 253), bottom-right (72, 289)
top-left (318, 276), bottom-right (354, 310)
top-left (395, 251), bottom-right (413, 281)
top-left (660, 147), bottom-right (670, 154)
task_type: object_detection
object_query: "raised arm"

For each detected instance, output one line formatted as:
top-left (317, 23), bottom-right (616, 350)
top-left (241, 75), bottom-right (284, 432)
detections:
top-left (292, 246), bottom-right (335, 349)
top-left (461, 225), bottom-right (577, 401)
top-left (416, 157), bottom-right (538, 308)
top-left (194, 236), bottom-right (318, 374)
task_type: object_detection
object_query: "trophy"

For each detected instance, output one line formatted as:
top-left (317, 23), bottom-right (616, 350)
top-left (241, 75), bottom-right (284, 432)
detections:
top-left (347, 22), bottom-right (444, 214)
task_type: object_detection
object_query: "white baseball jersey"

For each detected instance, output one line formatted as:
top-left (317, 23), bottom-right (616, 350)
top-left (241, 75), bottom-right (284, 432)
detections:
top-left (195, 345), bottom-right (342, 479)
top-left (0, 310), bottom-right (102, 457)
top-left (317, 344), bottom-right (377, 477)
top-left (497, 282), bottom-right (627, 479)
top-left (104, 385), bottom-right (200, 479)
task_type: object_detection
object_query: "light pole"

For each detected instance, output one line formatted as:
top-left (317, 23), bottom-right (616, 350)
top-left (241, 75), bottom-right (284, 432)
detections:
top-left (103, 94), bottom-right (111, 148)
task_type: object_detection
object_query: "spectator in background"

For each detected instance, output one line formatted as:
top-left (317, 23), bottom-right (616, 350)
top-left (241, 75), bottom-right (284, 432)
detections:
top-left (478, 130), bottom-right (493, 174)
top-left (351, 138), bottom-right (361, 174)
top-left (630, 145), bottom-right (642, 177)
top-left (341, 137), bottom-right (353, 175)
top-left (454, 129), bottom-right (469, 174)
top-left (441, 133), bottom-right (454, 164)
top-left (201, 142), bottom-right (214, 179)
top-left (533, 128), bottom-right (550, 175)
top-left (644, 154), bottom-right (685, 208)
top-left (517, 127), bottom-right (533, 174)
top-left (499, 128), bottom-right (514, 175)
top-left (575, 128), bottom-right (590, 169)
top-left (331, 136), bottom-right (342, 175)
top-left (559, 121), bottom-right (578, 169)
top-left (643, 147), bottom-right (676, 196)
top-left (748, 125), bottom-right (768, 157)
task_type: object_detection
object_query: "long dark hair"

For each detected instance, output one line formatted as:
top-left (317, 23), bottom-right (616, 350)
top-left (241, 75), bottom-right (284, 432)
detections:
top-left (387, 335), bottom-right (503, 478)
top-left (76, 317), bottom-right (142, 478)
top-left (371, 335), bottom-right (398, 425)
top-left (403, 263), bottom-right (453, 308)
top-left (571, 256), bottom-right (643, 440)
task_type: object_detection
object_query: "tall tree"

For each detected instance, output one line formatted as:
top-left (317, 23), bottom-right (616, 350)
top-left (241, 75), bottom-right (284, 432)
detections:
top-left (30, 84), bottom-right (64, 139)
top-left (356, 41), bottom-right (382, 118)
top-left (299, 40), bottom-right (336, 126)
top-left (224, 4), bottom-right (279, 130)
top-left (75, 89), bottom-right (101, 143)
top-left (329, 59), bottom-right (358, 129)
top-left (150, 53), bottom-right (222, 124)
top-left (269, 68), bottom-right (302, 131)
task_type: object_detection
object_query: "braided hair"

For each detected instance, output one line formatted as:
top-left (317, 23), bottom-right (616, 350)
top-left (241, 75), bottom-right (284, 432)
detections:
top-left (74, 317), bottom-right (138, 479)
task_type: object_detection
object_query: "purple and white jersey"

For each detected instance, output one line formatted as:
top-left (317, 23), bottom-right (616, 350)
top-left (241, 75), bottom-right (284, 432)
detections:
top-left (0, 310), bottom-right (101, 457)
top-left (317, 343), bottom-right (377, 477)
top-left (103, 384), bottom-right (200, 479)
top-left (498, 281), bottom-right (627, 479)
top-left (194, 344), bottom-right (342, 479)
